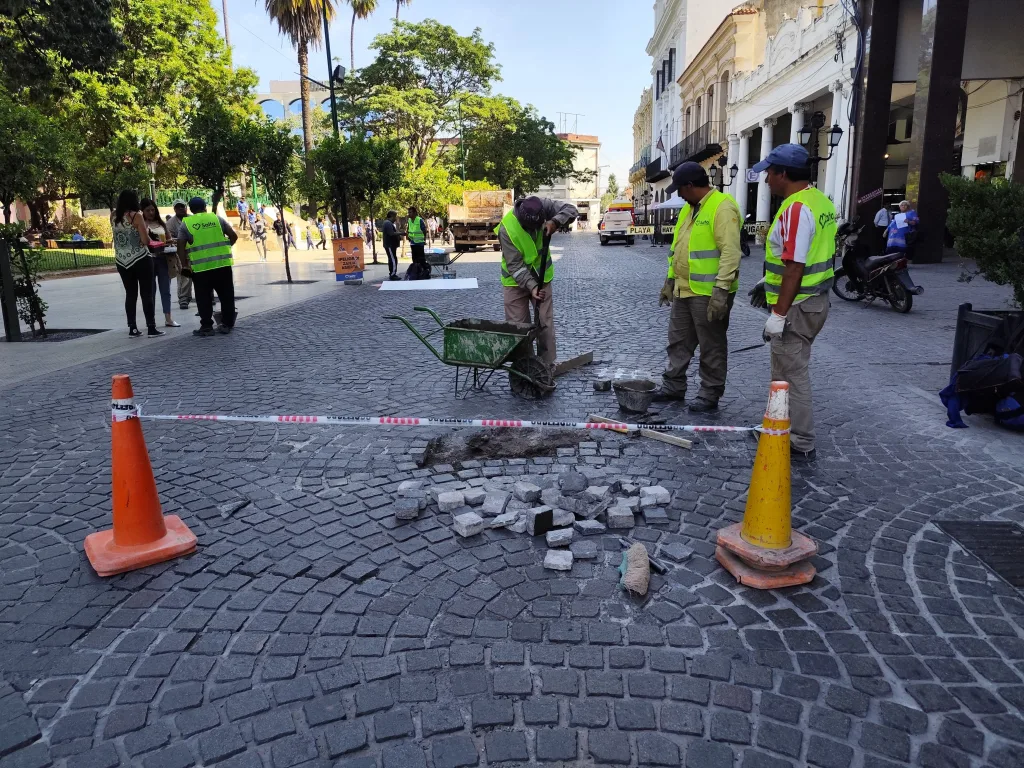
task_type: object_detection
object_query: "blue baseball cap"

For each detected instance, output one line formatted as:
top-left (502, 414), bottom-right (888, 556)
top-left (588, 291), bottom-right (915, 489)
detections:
top-left (751, 143), bottom-right (810, 173)
top-left (187, 196), bottom-right (207, 213)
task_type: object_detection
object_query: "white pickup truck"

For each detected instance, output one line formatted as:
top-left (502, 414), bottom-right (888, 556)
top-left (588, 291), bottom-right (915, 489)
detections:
top-left (599, 203), bottom-right (635, 246)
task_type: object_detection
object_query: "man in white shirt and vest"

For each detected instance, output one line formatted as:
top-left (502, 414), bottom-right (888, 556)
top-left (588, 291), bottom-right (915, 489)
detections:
top-left (496, 196), bottom-right (578, 365)
top-left (176, 197), bottom-right (239, 337)
top-left (656, 162), bottom-right (742, 412)
top-left (752, 144), bottom-right (836, 461)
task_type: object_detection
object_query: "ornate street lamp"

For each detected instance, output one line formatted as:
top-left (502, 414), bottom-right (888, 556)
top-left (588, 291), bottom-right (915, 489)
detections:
top-left (797, 111), bottom-right (844, 184)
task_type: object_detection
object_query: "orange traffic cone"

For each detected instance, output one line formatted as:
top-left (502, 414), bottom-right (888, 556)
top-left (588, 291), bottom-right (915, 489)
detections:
top-left (716, 381), bottom-right (817, 589)
top-left (84, 375), bottom-right (197, 577)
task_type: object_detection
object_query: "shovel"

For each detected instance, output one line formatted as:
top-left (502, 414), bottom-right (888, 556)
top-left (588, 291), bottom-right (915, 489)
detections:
top-left (533, 232), bottom-right (552, 338)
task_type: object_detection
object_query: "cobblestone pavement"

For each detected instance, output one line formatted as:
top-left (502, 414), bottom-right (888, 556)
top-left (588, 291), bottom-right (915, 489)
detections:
top-left (1, 234), bottom-right (1022, 768)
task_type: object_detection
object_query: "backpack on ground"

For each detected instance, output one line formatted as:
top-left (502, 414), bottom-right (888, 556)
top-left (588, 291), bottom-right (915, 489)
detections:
top-left (404, 262), bottom-right (431, 281)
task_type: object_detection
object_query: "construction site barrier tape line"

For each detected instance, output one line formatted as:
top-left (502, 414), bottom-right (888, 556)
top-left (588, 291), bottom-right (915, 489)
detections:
top-left (132, 408), bottom-right (786, 434)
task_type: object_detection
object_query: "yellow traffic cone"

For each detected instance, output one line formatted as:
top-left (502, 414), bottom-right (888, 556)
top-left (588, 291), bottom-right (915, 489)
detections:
top-left (716, 381), bottom-right (817, 589)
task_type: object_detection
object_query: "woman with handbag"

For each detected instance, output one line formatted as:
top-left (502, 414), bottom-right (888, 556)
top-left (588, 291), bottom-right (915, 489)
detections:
top-left (112, 190), bottom-right (164, 338)
top-left (141, 198), bottom-right (180, 328)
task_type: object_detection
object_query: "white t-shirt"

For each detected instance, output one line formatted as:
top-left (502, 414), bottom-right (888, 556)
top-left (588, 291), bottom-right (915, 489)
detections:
top-left (768, 200), bottom-right (816, 264)
top-left (873, 208), bottom-right (891, 227)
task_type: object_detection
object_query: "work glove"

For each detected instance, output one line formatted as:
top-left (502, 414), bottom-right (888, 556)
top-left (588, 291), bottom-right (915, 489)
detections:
top-left (706, 286), bottom-right (731, 323)
top-left (748, 278), bottom-right (767, 309)
top-left (762, 311), bottom-right (787, 343)
top-left (659, 278), bottom-right (675, 307)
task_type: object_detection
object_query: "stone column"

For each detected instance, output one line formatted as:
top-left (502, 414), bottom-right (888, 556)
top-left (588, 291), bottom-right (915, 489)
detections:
top-left (756, 119), bottom-right (776, 223)
top-left (790, 105), bottom-right (806, 145)
top-left (824, 85), bottom-right (845, 202)
top-left (905, 0), bottom-right (970, 262)
top-left (736, 130), bottom-right (751, 217)
top-left (850, 0), bottom-right (899, 223)
top-left (727, 134), bottom-right (740, 196)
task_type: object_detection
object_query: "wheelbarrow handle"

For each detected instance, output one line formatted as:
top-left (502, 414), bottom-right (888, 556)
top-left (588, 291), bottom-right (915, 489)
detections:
top-left (383, 314), bottom-right (443, 362)
top-left (413, 306), bottom-right (445, 327)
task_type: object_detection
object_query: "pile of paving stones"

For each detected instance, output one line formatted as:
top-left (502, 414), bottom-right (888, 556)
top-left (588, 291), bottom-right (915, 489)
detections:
top-left (395, 470), bottom-right (674, 575)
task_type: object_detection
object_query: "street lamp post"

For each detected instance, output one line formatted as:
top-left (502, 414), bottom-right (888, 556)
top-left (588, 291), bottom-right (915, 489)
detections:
top-left (708, 155), bottom-right (738, 192)
top-left (797, 111), bottom-right (844, 185)
top-left (638, 188), bottom-right (652, 241)
top-left (321, 4), bottom-right (349, 238)
top-left (147, 160), bottom-right (157, 202)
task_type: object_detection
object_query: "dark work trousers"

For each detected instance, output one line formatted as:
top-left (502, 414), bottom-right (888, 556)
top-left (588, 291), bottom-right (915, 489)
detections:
top-left (410, 242), bottom-right (426, 267)
top-left (384, 242), bottom-right (399, 276)
top-left (117, 257), bottom-right (156, 330)
top-left (193, 266), bottom-right (236, 330)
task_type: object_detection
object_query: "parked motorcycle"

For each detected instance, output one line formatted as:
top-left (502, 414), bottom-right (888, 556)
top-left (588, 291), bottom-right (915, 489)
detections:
top-left (831, 219), bottom-right (923, 313)
top-left (740, 213), bottom-right (753, 258)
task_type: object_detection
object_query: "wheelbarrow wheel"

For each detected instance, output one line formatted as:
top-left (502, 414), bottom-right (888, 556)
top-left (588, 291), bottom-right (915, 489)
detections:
top-left (509, 355), bottom-right (554, 399)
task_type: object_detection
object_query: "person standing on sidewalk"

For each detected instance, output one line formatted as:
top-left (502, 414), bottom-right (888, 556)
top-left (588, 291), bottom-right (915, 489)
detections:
top-left (236, 197), bottom-right (248, 231)
top-left (496, 196), bottom-right (578, 365)
top-left (112, 190), bottom-right (164, 338)
top-left (251, 215), bottom-right (268, 261)
top-left (873, 203), bottom-right (891, 255)
top-left (177, 197), bottom-right (239, 337)
top-left (165, 199), bottom-right (193, 309)
top-left (316, 218), bottom-right (328, 250)
top-left (382, 210), bottom-right (400, 279)
top-left (406, 206), bottom-right (428, 271)
top-left (141, 198), bottom-right (179, 328)
top-left (656, 162), bottom-right (741, 413)
top-left (752, 144), bottom-right (836, 461)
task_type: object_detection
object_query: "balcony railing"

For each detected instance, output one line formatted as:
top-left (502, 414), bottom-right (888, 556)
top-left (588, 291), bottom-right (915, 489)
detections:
top-left (680, 121), bottom-right (726, 164)
top-left (668, 140), bottom-right (685, 170)
top-left (645, 157), bottom-right (668, 183)
top-left (629, 146), bottom-right (652, 176)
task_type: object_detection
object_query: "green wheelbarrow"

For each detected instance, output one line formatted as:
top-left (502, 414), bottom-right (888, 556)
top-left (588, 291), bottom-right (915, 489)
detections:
top-left (385, 306), bottom-right (555, 399)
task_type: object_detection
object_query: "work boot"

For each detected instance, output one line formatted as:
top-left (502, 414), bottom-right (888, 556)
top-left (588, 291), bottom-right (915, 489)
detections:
top-left (688, 397), bottom-right (718, 413)
top-left (791, 448), bottom-right (817, 463)
top-left (217, 325), bottom-right (232, 335)
top-left (651, 389), bottom-right (686, 404)
top-left (193, 328), bottom-right (216, 337)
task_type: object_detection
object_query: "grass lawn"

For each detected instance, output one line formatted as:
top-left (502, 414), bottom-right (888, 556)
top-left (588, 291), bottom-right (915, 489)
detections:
top-left (30, 248), bottom-right (117, 272)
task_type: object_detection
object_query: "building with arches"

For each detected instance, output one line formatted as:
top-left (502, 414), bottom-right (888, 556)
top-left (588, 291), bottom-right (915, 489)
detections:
top-left (256, 80), bottom-right (332, 141)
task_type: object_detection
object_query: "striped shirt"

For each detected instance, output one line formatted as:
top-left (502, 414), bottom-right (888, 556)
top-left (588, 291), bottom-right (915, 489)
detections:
top-left (768, 201), bottom-right (815, 264)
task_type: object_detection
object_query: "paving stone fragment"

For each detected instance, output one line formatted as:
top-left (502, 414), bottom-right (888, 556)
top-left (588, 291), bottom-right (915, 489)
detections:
top-left (452, 512), bottom-right (484, 538)
top-left (544, 550), bottom-right (573, 570)
top-left (607, 506), bottom-right (636, 528)
top-left (513, 481), bottom-right (542, 503)
top-left (640, 485), bottom-right (671, 507)
top-left (481, 492), bottom-right (511, 517)
top-left (463, 489), bottom-right (486, 507)
top-left (546, 528), bottom-right (573, 547)
top-left (437, 491), bottom-right (465, 512)
top-left (552, 508), bottom-right (574, 527)
top-left (490, 511), bottom-right (519, 528)
top-left (526, 506), bottom-right (555, 536)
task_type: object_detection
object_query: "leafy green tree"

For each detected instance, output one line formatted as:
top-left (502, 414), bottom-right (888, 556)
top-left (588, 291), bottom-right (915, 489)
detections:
top-left (180, 99), bottom-right (255, 214)
top-left (459, 96), bottom-right (580, 197)
top-left (340, 19), bottom-right (500, 166)
top-left (264, 0), bottom-right (336, 218)
top-left (350, 0), bottom-right (378, 71)
top-left (601, 173), bottom-right (620, 212)
top-left (0, 96), bottom-right (54, 224)
top-left (251, 119), bottom-right (302, 282)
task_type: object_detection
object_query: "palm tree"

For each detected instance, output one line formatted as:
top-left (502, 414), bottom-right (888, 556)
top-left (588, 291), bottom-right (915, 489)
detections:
top-left (395, 0), bottom-right (410, 19)
top-left (350, 0), bottom-right (377, 71)
top-left (264, 0), bottom-right (335, 216)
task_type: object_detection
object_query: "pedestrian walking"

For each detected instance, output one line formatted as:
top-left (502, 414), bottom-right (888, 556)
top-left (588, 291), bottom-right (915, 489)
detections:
top-left (247, 210), bottom-right (256, 235)
top-left (252, 215), bottom-right (268, 261)
top-left (165, 199), bottom-right (193, 309)
top-left (317, 218), bottom-right (328, 249)
top-left (655, 162), bottom-right (741, 412)
top-left (112, 190), bottom-right (163, 338)
top-left (305, 225), bottom-right (314, 250)
top-left (355, 221), bottom-right (363, 243)
top-left (886, 200), bottom-right (919, 257)
top-left (177, 196), bottom-right (239, 337)
top-left (237, 197), bottom-right (248, 230)
top-left (496, 196), bottom-right (578, 365)
top-left (405, 206), bottom-right (429, 274)
top-left (272, 216), bottom-right (285, 253)
top-left (426, 214), bottom-right (437, 245)
top-left (382, 210), bottom-right (400, 280)
top-left (751, 144), bottom-right (836, 461)
top-left (141, 198), bottom-right (179, 328)
top-left (364, 218), bottom-right (374, 246)
top-left (873, 203), bottom-right (891, 254)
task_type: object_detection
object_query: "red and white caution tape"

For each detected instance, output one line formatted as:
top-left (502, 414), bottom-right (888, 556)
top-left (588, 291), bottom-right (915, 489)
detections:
top-left (135, 409), bottom-right (765, 434)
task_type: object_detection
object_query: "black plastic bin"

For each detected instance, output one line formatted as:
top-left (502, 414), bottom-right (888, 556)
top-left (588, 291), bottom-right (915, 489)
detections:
top-left (951, 303), bottom-right (1024, 378)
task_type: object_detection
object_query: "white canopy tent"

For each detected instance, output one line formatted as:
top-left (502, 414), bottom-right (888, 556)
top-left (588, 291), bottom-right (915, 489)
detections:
top-left (651, 197), bottom-right (684, 211)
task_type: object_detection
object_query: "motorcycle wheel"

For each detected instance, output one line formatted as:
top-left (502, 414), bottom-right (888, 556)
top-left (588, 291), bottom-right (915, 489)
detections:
top-left (887, 277), bottom-right (913, 313)
top-left (831, 270), bottom-right (865, 302)
top-left (740, 242), bottom-right (750, 258)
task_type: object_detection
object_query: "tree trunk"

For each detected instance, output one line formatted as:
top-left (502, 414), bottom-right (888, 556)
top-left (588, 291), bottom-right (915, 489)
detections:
top-left (350, 9), bottom-right (356, 72)
top-left (280, 210), bottom-right (292, 283)
top-left (2, 203), bottom-right (10, 225)
top-left (211, 184), bottom-right (223, 216)
top-left (297, 38), bottom-right (317, 219)
top-left (369, 195), bottom-right (378, 263)
top-left (395, 0), bottom-right (399, 18)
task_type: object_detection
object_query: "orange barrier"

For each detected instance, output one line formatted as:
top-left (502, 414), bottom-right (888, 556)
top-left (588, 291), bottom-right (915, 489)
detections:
top-left (716, 381), bottom-right (817, 589)
top-left (83, 375), bottom-right (197, 577)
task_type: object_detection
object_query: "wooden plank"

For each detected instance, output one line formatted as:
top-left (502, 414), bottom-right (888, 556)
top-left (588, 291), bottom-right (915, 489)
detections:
top-left (639, 429), bottom-right (692, 450)
top-left (586, 413), bottom-right (631, 434)
top-left (553, 351), bottom-right (594, 377)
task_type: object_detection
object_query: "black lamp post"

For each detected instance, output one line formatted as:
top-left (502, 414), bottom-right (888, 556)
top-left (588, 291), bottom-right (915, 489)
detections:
top-left (637, 188), bottom-right (653, 241)
top-left (797, 111), bottom-right (844, 185)
top-left (320, 3), bottom-right (349, 238)
top-left (708, 155), bottom-right (738, 192)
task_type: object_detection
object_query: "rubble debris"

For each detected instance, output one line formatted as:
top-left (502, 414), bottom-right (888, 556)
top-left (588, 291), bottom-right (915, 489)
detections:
top-left (453, 512), bottom-right (484, 537)
top-left (544, 550), bottom-right (574, 571)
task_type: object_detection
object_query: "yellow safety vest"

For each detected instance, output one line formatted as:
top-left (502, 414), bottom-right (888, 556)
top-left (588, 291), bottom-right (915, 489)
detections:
top-left (407, 216), bottom-right (425, 245)
top-left (765, 187), bottom-right (836, 305)
top-left (185, 212), bottom-right (233, 273)
top-left (667, 189), bottom-right (740, 295)
top-left (497, 209), bottom-right (554, 288)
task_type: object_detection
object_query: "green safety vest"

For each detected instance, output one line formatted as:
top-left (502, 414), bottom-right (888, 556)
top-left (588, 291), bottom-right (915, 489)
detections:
top-left (764, 187), bottom-right (836, 306)
top-left (407, 216), bottom-right (425, 245)
top-left (666, 189), bottom-right (740, 295)
top-left (185, 212), bottom-right (233, 273)
top-left (497, 209), bottom-right (554, 288)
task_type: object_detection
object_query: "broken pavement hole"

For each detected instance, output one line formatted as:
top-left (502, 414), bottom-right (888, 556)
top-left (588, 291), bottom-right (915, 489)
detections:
top-left (424, 428), bottom-right (595, 465)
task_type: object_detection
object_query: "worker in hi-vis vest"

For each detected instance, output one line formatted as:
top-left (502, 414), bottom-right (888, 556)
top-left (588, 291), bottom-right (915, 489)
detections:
top-left (750, 144), bottom-right (836, 462)
top-left (656, 162), bottom-right (742, 413)
top-left (176, 197), bottom-right (239, 337)
top-left (405, 206), bottom-right (428, 272)
top-left (495, 196), bottom-right (578, 365)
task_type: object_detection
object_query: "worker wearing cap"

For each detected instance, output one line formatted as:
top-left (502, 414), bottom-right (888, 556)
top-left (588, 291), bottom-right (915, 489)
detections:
top-left (656, 162), bottom-right (742, 412)
top-left (750, 144), bottom-right (836, 461)
top-left (496, 196), bottom-right (578, 365)
top-left (165, 199), bottom-right (193, 309)
top-left (176, 197), bottom-right (239, 337)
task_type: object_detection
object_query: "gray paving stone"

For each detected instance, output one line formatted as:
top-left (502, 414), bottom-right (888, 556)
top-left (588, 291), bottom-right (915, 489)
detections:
top-left (484, 731), bottom-right (528, 763)
top-left (588, 731), bottom-right (631, 764)
top-left (432, 733), bottom-right (479, 768)
top-left (536, 729), bottom-right (578, 762)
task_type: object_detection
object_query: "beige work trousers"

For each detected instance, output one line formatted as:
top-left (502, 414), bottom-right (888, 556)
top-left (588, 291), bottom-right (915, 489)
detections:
top-left (770, 293), bottom-right (830, 452)
top-left (663, 294), bottom-right (734, 402)
top-left (503, 284), bottom-right (555, 364)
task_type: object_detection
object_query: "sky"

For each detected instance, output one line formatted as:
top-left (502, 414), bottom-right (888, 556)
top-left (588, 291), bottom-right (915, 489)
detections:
top-left (218, 0), bottom-right (654, 194)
